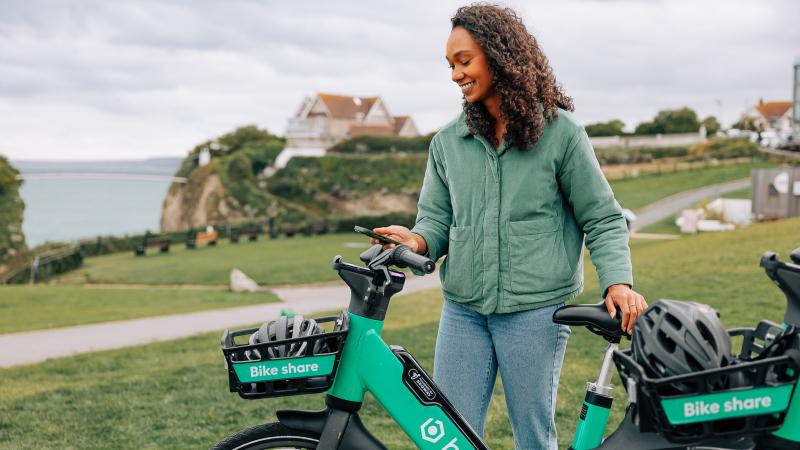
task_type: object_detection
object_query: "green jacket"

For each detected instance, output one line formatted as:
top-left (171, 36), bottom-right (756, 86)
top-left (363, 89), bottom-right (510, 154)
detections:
top-left (411, 109), bottom-right (633, 315)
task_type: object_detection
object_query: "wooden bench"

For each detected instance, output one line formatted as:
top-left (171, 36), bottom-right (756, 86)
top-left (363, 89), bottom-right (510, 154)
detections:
top-left (187, 229), bottom-right (218, 249)
top-left (134, 237), bottom-right (171, 256)
top-left (230, 227), bottom-right (259, 243)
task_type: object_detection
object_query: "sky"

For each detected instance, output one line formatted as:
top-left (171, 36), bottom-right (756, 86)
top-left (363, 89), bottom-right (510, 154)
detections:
top-left (1, 0), bottom-right (798, 161)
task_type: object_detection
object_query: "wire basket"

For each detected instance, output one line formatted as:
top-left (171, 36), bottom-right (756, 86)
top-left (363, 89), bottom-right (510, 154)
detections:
top-left (221, 312), bottom-right (349, 399)
top-left (614, 320), bottom-right (800, 443)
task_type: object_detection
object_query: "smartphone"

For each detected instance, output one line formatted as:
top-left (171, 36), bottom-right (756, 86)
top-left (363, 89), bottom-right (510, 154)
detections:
top-left (353, 225), bottom-right (403, 246)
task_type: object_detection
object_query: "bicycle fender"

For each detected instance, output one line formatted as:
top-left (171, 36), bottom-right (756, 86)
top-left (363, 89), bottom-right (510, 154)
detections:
top-left (276, 408), bottom-right (386, 450)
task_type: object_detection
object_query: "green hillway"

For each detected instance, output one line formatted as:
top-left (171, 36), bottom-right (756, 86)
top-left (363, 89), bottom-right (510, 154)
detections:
top-left (0, 217), bottom-right (797, 449)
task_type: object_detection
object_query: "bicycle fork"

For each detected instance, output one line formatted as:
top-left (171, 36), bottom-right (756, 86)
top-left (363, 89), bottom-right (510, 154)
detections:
top-left (570, 342), bottom-right (619, 450)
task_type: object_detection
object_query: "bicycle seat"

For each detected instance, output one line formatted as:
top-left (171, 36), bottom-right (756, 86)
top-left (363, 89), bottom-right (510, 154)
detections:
top-left (552, 302), bottom-right (626, 342)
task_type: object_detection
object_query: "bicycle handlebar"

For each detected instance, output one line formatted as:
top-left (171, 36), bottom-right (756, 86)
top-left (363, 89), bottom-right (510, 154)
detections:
top-left (393, 245), bottom-right (435, 274)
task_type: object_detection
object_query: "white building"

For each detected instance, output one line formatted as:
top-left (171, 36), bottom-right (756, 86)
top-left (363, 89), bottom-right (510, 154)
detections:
top-left (285, 93), bottom-right (419, 150)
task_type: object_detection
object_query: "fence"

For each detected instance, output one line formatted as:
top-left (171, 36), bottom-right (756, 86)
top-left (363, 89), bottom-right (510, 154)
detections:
top-left (590, 131), bottom-right (706, 149)
top-left (601, 157), bottom-right (753, 181)
top-left (1, 245), bottom-right (84, 284)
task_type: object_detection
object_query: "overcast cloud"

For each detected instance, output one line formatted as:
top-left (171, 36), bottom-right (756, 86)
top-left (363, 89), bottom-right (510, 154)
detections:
top-left (1, 0), bottom-right (797, 160)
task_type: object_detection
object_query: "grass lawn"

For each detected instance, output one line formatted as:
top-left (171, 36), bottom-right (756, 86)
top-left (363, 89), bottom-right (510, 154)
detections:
top-left (0, 285), bottom-right (278, 334)
top-left (610, 160), bottom-right (766, 211)
top-left (56, 233), bottom-right (369, 286)
top-left (54, 162), bottom-right (769, 288)
top-left (637, 214), bottom-right (679, 235)
top-left (721, 186), bottom-right (752, 199)
top-left (1, 217), bottom-right (797, 449)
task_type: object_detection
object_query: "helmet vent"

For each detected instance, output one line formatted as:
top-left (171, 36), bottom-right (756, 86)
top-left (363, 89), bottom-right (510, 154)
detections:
top-left (657, 330), bottom-right (677, 353)
top-left (685, 352), bottom-right (704, 372)
top-left (664, 312), bottom-right (682, 330)
top-left (696, 321), bottom-right (717, 353)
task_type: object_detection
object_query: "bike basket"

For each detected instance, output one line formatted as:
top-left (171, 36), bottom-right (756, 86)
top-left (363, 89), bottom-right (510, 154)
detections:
top-left (614, 320), bottom-right (800, 444)
top-left (221, 312), bottom-right (349, 399)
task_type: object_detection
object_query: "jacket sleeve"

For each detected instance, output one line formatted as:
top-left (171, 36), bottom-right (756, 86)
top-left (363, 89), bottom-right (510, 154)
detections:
top-left (558, 127), bottom-right (633, 297)
top-left (410, 136), bottom-right (452, 272)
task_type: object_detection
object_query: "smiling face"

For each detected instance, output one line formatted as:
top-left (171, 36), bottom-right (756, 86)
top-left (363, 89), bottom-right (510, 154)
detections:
top-left (446, 26), bottom-right (495, 104)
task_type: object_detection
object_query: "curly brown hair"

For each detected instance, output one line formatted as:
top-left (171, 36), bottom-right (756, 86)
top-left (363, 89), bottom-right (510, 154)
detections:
top-left (451, 3), bottom-right (574, 150)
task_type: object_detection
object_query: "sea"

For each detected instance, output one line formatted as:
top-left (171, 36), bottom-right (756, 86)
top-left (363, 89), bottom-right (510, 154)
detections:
top-left (12, 158), bottom-right (183, 246)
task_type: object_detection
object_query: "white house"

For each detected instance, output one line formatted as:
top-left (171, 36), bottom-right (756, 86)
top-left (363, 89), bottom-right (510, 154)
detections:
top-left (285, 93), bottom-right (419, 150)
top-left (741, 99), bottom-right (794, 135)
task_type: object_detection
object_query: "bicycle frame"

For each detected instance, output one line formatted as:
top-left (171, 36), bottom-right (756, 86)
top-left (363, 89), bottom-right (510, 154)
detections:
top-left (265, 249), bottom-right (800, 450)
top-left (326, 312), bottom-right (487, 450)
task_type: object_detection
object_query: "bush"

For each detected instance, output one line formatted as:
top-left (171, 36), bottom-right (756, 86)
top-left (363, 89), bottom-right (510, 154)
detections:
top-left (0, 155), bottom-right (26, 271)
top-left (689, 138), bottom-right (758, 160)
top-left (595, 146), bottom-right (690, 165)
top-left (329, 133), bottom-right (434, 153)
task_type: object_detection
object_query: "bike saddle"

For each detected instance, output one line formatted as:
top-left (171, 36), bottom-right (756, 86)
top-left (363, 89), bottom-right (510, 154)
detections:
top-left (552, 302), bottom-right (626, 342)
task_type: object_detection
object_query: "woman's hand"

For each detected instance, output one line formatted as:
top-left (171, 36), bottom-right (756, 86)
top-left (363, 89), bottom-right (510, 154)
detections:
top-left (604, 284), bottom-right (647, 335)
top-left (371, 225), bottom-right (427, 254)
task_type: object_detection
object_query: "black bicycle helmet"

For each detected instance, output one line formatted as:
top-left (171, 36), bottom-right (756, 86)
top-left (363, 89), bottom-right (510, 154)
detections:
top-left (246, 315), bottom-right (325, 360)
top-left (633, 300), bottom-right (732, 392)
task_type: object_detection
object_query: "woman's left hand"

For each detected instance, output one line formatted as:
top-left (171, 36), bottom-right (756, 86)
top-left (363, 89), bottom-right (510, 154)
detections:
top-left (604, 284), bottom-right (647, 335)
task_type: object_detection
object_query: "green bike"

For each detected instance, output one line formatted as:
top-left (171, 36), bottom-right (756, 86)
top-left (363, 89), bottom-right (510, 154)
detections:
top-left (212, 239), bottom-right (800, 449)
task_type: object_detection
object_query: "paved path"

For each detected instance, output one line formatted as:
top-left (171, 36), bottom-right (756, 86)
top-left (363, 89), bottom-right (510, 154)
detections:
top-left (0, 272), bottom-right (442, 368)
top-left (629, 178), bottom-right (751, 232)
top-left (1, 178), bottom-right (754, 368)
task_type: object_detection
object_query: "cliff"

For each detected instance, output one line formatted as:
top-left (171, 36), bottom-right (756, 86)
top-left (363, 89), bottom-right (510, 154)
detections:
top-left (160, 126), bottom-right (428, 232)
top-left (0, 155), bottom-right (27, 277)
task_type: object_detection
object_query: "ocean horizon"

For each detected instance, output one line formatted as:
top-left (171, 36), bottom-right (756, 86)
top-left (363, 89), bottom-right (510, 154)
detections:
top-left (13, 158), bottom-right (183, 246)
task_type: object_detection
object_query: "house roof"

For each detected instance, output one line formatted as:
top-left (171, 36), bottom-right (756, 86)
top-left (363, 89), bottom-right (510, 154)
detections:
top-left (348, 124), bottom-right (395, 137)
top-left (318, 93), bottom-right (379, 120)
top-left (393, 116), bottom-right (410, 134)
top-left (755, 101), bottom-right (792, 120)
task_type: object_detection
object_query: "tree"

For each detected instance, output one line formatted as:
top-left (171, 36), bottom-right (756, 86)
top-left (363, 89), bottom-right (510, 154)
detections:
top-left (653, 107), bottom-right (700, 134)
top-left (701, 116), bottom-right (721, 136)
top-left (633, 121), bottom-right (662, 135)
top-left (584, 119), bottom-right (625, 137)
top-left (731, 116), bottom-right (761, 132)
top-left (633, 107), bottom-right (700, 135)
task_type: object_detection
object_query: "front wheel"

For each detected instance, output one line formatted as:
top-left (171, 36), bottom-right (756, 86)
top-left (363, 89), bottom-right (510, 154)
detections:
top-left (212, 422), bottom-right (320, 450)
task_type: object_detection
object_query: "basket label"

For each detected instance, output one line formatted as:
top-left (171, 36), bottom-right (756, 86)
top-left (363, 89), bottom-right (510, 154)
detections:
top-left (661, 384), bottom-right (795, 425)
top-left (233, 354), bottom-right (336, 383)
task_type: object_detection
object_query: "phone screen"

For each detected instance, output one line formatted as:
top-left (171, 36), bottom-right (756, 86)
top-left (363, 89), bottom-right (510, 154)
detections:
top-left (354, 226), bottom-right (403, 246)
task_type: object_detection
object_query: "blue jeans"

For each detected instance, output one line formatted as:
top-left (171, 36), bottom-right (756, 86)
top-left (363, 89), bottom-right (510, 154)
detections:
top-left (433, 300), bottom-right (570, 450)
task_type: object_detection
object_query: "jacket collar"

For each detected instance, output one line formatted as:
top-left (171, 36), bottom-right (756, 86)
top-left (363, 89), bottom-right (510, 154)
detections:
top-left (455, 112), bottom-right (471, 138)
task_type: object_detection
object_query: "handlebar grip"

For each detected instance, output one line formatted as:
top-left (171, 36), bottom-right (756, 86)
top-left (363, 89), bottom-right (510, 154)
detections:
top-left (394, 245), bottom-right (435, 274)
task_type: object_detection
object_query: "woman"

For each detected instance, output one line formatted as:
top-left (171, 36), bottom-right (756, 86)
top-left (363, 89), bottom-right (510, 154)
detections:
top-left (373, 4), bottom-right (647, 449)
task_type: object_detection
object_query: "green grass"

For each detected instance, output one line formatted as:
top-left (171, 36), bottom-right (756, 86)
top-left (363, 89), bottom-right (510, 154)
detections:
top-left (610, 160), bottom-right (765, 210)
top-left (637, 214), bottom-right (680, 235)
top-left (0, 285), bottom-right (279, 334)
top-left (55, 162), bottom-right (768, 288)
top-left (2, 217), bottom-right (797, 449)
top-left (721, 187), bottom-right (752, 199)
top-left (57, 233), bottom-right (369, 286)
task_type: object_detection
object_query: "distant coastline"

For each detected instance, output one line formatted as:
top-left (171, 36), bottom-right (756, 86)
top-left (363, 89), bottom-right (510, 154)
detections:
top-left (15, 158), bottom-right (182, 246)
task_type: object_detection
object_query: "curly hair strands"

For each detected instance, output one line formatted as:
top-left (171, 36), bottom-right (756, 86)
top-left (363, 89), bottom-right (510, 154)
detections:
top-left (451, 3), bottom-right (574, 150)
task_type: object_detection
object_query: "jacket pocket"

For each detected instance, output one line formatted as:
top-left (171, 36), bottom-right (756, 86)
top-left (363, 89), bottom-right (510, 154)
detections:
top-left (442, 225), bottom-right (474, 299)
top-left (508, 217), bottom-right (570, 294)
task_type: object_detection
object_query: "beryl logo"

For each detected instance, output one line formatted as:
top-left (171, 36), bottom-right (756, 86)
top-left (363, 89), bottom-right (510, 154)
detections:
top-left (420, 418), bottom-right (459, 449)
top-left (420, 418), bottom-right (445, 443)
top-left (661, 385), bottom-right (793, 425)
